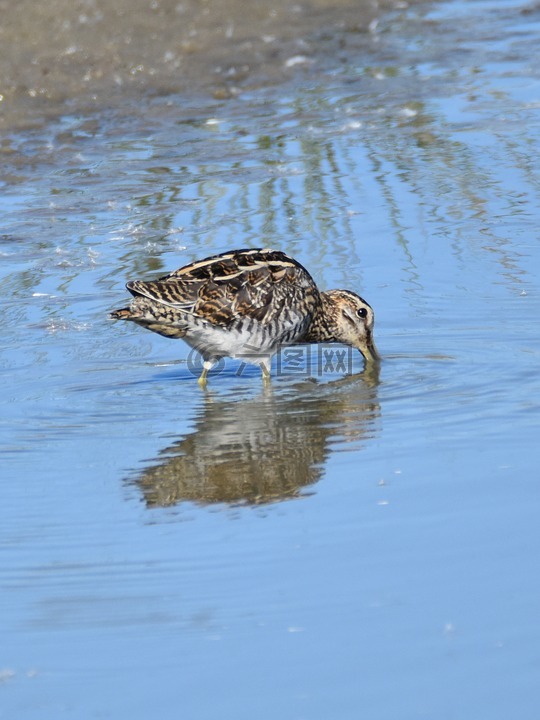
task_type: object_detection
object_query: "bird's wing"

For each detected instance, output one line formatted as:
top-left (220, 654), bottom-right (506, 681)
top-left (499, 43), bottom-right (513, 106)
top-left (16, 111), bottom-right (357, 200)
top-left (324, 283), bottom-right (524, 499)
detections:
top-left (126, 248), bottom-right (319, 328)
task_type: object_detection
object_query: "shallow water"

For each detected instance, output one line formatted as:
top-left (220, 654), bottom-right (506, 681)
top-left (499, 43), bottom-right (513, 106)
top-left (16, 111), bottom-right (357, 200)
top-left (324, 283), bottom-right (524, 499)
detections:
top-left (2, 0), bottom-right (540, 717)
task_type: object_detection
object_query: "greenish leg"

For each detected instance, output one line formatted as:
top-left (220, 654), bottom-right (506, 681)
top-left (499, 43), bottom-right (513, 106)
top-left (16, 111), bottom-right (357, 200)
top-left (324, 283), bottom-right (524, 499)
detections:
top-left (197, 360), bottom-right (213, 388)
top-left (260, 360), bottom-right (271, 385)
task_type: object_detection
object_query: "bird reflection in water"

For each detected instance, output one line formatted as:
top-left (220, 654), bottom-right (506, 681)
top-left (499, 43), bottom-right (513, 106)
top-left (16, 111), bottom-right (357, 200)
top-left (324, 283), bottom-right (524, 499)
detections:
top-left (131, 365), bottom-right (380, 507)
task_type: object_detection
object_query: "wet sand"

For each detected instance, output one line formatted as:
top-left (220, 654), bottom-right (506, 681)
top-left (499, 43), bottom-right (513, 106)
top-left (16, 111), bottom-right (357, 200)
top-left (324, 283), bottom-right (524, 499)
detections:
top-left (0, 0), bottom-right (420, 128)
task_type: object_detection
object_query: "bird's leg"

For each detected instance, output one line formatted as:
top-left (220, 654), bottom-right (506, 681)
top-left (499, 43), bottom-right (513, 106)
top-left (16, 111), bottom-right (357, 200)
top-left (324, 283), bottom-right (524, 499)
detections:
top-left (197, 360), bottom-right (214, 388)
top-left (260, 359), bottom-right (271, 385)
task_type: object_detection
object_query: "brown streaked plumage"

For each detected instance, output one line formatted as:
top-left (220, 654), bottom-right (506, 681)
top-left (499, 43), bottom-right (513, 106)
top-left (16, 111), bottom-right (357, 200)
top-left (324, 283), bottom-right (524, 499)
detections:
top-left (110, 248), bottom-right (379, 385)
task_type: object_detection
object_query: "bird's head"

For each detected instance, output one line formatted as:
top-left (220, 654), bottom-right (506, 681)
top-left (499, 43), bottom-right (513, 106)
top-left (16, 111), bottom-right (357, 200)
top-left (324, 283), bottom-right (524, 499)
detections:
top-left (323, 290), bottom-right (379, 364)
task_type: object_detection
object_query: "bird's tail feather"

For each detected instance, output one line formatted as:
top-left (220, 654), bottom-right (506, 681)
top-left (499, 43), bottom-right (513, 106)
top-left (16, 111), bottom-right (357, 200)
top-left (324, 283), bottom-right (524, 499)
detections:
top-left (109, 307), bottom-right (135, 320)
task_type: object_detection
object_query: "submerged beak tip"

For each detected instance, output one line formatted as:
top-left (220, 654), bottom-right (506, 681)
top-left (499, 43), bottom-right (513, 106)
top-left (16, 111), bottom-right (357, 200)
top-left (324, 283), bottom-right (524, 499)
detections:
top-left (358, 340), bottom-right (380, 363)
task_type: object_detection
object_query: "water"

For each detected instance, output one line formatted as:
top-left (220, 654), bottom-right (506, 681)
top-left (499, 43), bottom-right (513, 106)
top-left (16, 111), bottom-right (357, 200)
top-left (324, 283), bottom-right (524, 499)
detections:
top-left (2, 0), bottom-right (540, 717)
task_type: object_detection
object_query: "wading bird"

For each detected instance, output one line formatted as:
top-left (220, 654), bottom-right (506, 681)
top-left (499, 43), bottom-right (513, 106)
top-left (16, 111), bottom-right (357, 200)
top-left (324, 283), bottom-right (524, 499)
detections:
top-left (111, 248), bottom-right (379, 386)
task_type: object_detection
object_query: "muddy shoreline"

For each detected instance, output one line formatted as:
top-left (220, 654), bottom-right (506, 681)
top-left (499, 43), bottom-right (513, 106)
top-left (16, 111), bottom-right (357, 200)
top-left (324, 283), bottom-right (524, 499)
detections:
top-left (0, 0), bottom-right (426, 129)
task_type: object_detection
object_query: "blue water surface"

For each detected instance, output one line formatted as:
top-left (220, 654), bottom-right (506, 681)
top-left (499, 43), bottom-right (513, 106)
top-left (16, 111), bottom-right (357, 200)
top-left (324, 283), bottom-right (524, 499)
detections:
top-left (1, 0), bottom-right (540, 718)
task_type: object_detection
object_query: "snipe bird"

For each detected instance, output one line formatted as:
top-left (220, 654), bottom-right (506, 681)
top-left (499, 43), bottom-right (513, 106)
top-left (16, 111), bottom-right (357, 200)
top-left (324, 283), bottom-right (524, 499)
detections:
top-left (110, 248), bottom-right (379, 385)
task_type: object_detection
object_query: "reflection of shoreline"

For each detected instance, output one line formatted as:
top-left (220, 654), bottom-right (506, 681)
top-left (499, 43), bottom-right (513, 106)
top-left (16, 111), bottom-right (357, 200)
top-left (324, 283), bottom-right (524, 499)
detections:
top-left (131, 367), bottom-right (380, 507)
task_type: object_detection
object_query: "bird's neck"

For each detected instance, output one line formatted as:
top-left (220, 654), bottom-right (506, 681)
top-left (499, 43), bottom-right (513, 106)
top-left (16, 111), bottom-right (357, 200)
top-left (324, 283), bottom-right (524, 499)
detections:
top-left (301, 292), bottom-right (338, 343)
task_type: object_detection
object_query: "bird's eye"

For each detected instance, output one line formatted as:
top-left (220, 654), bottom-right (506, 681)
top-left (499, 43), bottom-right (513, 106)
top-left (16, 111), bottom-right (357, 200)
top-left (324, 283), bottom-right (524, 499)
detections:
top-left (356, 307), bottom-right (368, 319)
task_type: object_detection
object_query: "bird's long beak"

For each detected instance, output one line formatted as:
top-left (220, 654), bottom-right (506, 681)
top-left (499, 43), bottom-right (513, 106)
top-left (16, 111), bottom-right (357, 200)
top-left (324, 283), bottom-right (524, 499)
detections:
top-left (358, 333), bottom-right (380, 364)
